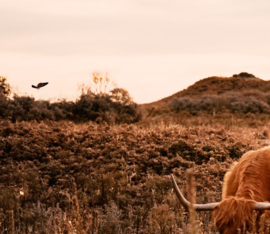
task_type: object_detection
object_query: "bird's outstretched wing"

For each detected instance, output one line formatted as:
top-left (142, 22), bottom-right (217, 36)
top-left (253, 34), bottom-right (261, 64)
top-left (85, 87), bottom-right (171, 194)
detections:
top-left (32, 82), bottom-right (49, 89)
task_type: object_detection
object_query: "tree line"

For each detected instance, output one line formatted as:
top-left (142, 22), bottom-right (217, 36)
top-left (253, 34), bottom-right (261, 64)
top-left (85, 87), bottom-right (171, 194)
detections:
top-left (0, 75), bottom-right (141, 124)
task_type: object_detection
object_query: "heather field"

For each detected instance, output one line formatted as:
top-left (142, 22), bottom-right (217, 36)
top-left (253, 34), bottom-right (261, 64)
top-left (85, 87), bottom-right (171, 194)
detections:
top-left (1, 116), bottom-right (270, 233)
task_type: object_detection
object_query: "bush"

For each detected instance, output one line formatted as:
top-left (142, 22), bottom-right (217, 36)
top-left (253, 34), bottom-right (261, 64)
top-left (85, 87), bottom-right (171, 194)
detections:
top-left (0, 76), bottom-right (11, 97)
top-left (0, 78), bottom-right (141, 124)
top-left (170, 92), bottom-right (270, 115)
top-left (232, 72), bottom-right (256, 79)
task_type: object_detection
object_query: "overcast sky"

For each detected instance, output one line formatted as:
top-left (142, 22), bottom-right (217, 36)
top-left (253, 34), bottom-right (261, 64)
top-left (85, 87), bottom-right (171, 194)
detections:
top-left (1, 0), bottom-right (270, 103)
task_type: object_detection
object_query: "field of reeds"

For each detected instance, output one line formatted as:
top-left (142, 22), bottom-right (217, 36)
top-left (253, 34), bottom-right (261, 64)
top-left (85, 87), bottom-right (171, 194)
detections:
top-left (1, 114), bottom-right (270, 233)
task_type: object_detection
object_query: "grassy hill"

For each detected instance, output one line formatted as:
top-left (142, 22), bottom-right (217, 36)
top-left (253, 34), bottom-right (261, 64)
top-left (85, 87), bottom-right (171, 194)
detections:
top-left (141, 73), bottom-right (270, 116)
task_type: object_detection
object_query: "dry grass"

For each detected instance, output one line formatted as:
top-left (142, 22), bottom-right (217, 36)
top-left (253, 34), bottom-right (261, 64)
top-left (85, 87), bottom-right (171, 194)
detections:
top-left (0, 115), bottom-right (270, 233)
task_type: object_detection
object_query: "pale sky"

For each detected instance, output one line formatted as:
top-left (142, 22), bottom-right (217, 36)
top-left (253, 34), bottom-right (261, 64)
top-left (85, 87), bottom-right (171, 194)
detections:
top-left (1, 0), bottom-right (270, 103)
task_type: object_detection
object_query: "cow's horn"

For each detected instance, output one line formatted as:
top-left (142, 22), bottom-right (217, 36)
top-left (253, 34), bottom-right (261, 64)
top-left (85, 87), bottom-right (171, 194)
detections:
top-left (254, 202), bottom-right (270, 210)
top-left (170, 174), bottom-right (219, 211)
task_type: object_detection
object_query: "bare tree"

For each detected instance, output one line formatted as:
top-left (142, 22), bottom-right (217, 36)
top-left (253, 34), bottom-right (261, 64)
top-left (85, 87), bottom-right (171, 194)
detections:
top-left (78, 72), bottom-right (116, 97)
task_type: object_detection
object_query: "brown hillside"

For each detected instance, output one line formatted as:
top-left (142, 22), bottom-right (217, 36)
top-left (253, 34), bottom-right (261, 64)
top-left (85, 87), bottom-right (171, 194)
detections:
top-left (141, 75), bottom-right (270, 110)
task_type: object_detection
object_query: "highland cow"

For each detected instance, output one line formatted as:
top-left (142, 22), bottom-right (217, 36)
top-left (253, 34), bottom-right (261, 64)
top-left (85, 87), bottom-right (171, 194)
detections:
top-left (171, 146), bottom-right (270, 234)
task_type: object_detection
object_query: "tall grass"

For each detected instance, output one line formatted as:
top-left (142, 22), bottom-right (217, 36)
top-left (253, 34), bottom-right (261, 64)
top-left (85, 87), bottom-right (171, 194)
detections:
top-left (0, 116), bottom-right (270, 233)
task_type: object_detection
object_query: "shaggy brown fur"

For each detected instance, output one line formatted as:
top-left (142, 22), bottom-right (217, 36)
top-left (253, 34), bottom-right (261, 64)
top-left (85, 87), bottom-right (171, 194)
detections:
top-left (213, 146), bottom-right (270, 233)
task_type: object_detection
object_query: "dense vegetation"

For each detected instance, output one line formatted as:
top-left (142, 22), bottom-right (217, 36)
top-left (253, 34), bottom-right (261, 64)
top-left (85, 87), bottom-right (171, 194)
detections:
top-left (3, 74), bottom-right (270, 123)
top-left (1, 117), bottom-right (270, 233)
top-left (2, 74), bottom-right (270, 233)
top-left (142, 73), bottom-right (270, 118)
top-left (0, 76), bottom-right (141, 124)
top-left (170, 91), bottom-right (270, 115)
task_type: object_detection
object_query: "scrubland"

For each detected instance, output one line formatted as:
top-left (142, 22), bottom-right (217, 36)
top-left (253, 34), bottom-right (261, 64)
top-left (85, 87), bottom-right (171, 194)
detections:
top-left (1, 114), bottom-right (270, 233)
top-left (2, 75), bottom-right (270, 233)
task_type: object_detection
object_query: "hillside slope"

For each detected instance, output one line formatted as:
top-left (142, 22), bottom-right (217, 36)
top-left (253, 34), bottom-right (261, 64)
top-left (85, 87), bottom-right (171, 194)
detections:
top-left (141, 74), bottom-right (270, 111)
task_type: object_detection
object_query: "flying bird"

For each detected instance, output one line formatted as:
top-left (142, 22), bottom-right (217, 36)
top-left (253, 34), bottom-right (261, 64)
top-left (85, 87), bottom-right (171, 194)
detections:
top-left (32, 82), bottom-right (49, 89)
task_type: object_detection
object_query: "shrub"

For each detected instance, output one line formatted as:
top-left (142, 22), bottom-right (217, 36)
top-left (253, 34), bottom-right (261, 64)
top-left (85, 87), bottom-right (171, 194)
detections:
top-left (170, 92), bottom-right (270, 115)
top-left (0, 86), bottom-right (141, 124)
top-left (0, 76), bottom-right (11, 97)
top-left (232, 72), bottom-right (256, 79)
